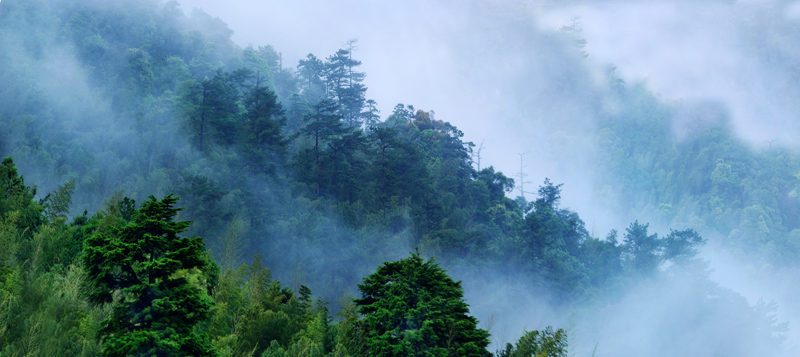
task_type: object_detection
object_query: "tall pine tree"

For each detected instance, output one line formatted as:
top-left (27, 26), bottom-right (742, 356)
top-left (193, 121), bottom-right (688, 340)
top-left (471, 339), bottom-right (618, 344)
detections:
top-left (83, 194), bottom-right (218, 356)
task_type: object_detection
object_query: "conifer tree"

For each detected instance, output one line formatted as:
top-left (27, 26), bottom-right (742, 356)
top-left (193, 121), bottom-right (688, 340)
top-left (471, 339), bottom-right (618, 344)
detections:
top-left (355, 251), bottom-right (490, 357)
top-left (240, 85), bottom-right (287, 175)
top-left (83, 194), bottom-right (218, 356)
top-left (0, 157), bottom-right (43, 234)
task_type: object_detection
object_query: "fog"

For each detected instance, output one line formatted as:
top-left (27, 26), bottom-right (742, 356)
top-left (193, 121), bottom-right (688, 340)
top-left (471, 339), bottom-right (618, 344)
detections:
top-left (3, 0), bottom-right (800, 354)
top-left (176, 0), bottom-right (800, 227)
top-left (170, 0), bottom-right (800, 354)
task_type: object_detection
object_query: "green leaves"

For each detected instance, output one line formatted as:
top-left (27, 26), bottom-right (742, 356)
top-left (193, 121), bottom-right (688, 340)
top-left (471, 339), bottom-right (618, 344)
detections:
top-left (41, 179), bottom-right (75, 222)
top-left (240, 85), bottom-right (287, 175)
top-left (355, 252), bottom-right (490, 357)
top-left (0, 157), bottom-right (43, 234)
top-left (622, 221), bottom-right (705, 276)
top-left (498, 327), bottom-right (568, 357)
top-left (83, 194), bottom-right (217, 356)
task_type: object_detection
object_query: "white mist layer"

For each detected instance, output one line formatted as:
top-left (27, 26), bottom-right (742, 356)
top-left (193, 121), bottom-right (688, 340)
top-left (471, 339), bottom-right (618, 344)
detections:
top-left (175, 0), bottom-right (800, 354)
top-left (542, 1), bottom-right (800, 148)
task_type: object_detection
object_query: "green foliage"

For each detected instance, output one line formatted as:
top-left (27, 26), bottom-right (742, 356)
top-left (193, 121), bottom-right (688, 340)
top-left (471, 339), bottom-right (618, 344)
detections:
top-left (497, 327), bottom-right (567, 357)
top-left (83, 194), bottom-right (217, 356)
top-left (297, 54), bottom-right (327, 104)
top-left (580, 230), bottom-right (623, 288)
top-left (334, 296), bottom-right (367, 356)
top-left (41, 179), bottom-right (75, 222)
top-left (179, 70), bottom-right (243, 151)
top-left (621, 221), bottom-right (706, 277)
top-left (0, 157), bottom-right (43, 234)
top-left (204, 254), bottom-right (347, 357)
top-left (324, 44), bottom-right (368, 128)
top-left (355, 251), bottom-right (490, 357)
top-left (592, 77), bottom-right (800, 269)
top-left (295, 98), bottom-right (361, 199)
top-left (520, 180), bottom-right (589, 300)
top-left (0, 1), bottom-right (793, 355)
top-left (0, 157), bottom-right (106, 356)
top-left (240, 86), bottom-right (287, 175)
top-left (622, 221), bottom-right (661, 275)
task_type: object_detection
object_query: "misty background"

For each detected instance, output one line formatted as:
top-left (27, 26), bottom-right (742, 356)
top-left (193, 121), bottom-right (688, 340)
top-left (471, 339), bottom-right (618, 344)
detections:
top-left (2, 0), bottom-right (800, 355)
top-left (175, 0), bottom-right (800, 350)
top-left (177, 0), bottom-right (800, 224)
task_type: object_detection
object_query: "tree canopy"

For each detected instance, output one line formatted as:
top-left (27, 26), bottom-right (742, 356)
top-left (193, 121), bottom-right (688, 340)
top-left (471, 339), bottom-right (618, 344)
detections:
top-left (83, 194), bottom-right (218, 356)
top-left (0, 0), bottom-right (794, 355)
top-left (355, 251), bottom-right (491, 357)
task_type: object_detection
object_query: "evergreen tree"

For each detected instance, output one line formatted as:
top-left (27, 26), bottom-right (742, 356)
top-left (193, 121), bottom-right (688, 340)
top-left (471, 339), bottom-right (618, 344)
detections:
top-left (297, 53), bottom-right (327, 104)
top-left (521, 179), bottom-right (589, 299)
top-left (180, 70), bottom-right (240, 151)
top-left (325, 45), bottom-right (367, 128)
top-left (355, 251), bottom-right (490, 357)
top-left (0, 157), bottom-right (43, 234)
top-left (362, 98), bottom-right (381, 130)
top-left (83, 194), bottom-right (218, 356)
top-left (239, 85), bottom-right (287, 175)
top-left (622, 221), bottom-right (661, 276)
top-left (296, 99), bottom-right (352, 198)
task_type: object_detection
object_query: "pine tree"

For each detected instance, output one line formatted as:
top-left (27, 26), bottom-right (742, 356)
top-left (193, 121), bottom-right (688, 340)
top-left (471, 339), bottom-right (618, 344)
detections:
top-left (83, 194), bottom-right (218, 356)
top-left (355, 251), bottom-right (490, 356)
top-left (325, 45), bottom-right (367, 128)
top-left (297, 99), bottom-right (351, 198)
top-left (240, 85), bottom-right (287, 175)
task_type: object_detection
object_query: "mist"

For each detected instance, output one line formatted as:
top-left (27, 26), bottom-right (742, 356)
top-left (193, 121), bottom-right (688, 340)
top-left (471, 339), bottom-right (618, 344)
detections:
top-left (171, 0), bottom-right (800, 353)
top-left (3, 0), bottom-right (800, 355)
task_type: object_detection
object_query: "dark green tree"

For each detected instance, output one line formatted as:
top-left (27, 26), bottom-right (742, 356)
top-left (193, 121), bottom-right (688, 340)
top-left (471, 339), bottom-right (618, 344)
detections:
top-left (325, 45), bottom-right (367, 128)
top-left (363, 98), bottom-right (381, 130)
top-left (520, 179), bottom-right (589, 299)
top-left (661, 228), bottom-right (705, 265)
top-left (0, 157), bottom-right (43, 234)
top-left (581, 230), bottom-right (624, 288)
top-left (83, 194), bottom-right (218, 356)
top-left (296, 99), bottom-right (353, 198)
top-left (622, 221), bottom-right (661, 276)
top-left (239, 85), bottom-right (287, 175)
top-left (180, 70), bottom-right (240, 151)
top-left (355, 251), bottom-right (490, 357)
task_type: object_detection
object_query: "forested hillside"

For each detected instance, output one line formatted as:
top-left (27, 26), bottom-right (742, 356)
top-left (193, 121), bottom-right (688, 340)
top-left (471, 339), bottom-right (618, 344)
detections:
top-left (0, 0), bottom-right (795, 356)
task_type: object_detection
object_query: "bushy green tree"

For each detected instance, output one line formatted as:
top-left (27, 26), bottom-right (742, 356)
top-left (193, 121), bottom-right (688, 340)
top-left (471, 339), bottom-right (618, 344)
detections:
top-left (521, 179), bottom-right (589, 299)
top-left (622, 221), bottom-right (661, 276)
top-left (496, 327), bottom-right (567, 357)
top-left (83, 194), bottom-right (218, 356)
top-left (355, 251), bottom-right (490, 357)
top-left (621, 222), bottom-right (705, 276)
top-left (239, 86), bottom-right (286, 175)
top-left (0, 157), bottom-right (43, 234)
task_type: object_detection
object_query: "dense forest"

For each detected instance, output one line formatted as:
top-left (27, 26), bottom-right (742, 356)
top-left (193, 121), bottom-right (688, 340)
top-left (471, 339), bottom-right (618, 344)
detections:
top-left (0, 0), bottom-right (797, 356)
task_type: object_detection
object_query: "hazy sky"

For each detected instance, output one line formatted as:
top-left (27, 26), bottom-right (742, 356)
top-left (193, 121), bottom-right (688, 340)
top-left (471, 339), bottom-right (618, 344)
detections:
top-left (173, 0), bottom-right (800, 273)
top-left (171, 2), bottom-right (800, 349)
top-left (176, 0), bottom-right (800, 188)
top-left (175, 0), bottom-right (583, 205)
